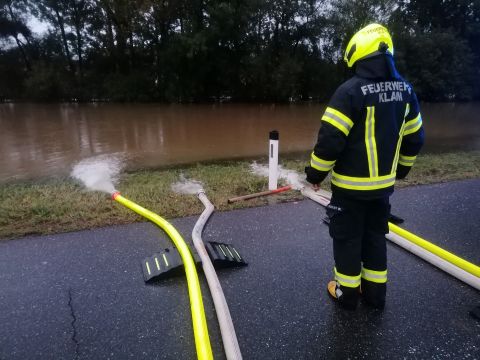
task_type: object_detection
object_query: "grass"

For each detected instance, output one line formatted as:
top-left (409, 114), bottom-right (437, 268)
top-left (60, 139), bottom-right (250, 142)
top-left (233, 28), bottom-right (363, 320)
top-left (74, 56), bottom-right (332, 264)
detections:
top-left (0, 151), bottom-right (479, 239)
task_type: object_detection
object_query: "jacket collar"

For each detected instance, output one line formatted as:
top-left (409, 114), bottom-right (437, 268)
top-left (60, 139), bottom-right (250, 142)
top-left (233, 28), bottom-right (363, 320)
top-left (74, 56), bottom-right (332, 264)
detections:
top-left (354, 55), bottom-right (400, 80)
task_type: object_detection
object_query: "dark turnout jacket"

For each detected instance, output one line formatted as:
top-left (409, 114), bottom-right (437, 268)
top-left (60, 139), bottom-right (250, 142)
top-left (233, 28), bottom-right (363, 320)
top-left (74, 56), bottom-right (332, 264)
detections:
top-left (307, 55), bottom-right (425, 199)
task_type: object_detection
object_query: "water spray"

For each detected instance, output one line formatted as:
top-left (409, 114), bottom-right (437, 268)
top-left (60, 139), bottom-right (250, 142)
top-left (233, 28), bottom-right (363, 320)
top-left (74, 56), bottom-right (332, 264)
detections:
top-left (228, 131), bottom-right (305, 203)
top-left (71, 154), bottom-right (124, 193)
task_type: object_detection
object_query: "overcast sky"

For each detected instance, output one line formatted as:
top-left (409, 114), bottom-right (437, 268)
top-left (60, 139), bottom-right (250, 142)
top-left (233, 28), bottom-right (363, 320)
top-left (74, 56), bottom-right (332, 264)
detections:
top-left (28, 17), bottom-right (48, 35)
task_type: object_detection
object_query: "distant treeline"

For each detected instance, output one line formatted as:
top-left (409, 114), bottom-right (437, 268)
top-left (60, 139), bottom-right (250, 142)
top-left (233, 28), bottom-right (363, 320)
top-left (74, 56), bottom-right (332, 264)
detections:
top-left (1, 0), bottom-right (479, 102)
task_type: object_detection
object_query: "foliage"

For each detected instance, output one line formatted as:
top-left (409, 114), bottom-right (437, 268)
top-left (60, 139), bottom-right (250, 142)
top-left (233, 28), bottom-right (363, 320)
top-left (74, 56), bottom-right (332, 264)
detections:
top-left (0, 0), bottom-right (479, 102)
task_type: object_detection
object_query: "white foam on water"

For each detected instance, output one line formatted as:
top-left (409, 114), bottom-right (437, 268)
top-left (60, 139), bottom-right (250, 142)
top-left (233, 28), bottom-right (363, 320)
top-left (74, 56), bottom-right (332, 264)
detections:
top-left (250, 161), bottom-right (270, 178)
top-left (171, 174), bottom-right (204, 195)
top-left (71, 154), bottom-right (124, 194)
top-left (280, 167), bottom-right (306, 190)
top-left (249, 162), bottom-right (306, 190)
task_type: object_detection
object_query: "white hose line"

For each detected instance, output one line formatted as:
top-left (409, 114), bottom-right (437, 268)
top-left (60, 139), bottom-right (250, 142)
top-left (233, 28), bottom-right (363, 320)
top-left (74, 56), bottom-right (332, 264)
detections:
top-left (301, 187), bottom-right (330, 207)
top-left (387, 232), bottom-right (480, 290)
top-left (193, 191), bottom-right (243, 360)
top-left (301, 187), bottom-right (480, 291)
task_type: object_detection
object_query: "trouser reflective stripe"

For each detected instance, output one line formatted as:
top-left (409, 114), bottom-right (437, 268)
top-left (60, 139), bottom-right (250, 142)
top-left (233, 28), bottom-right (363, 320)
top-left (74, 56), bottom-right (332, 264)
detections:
top-left (334, 267), bottom-right (361, 288)
top-left (361, 267), bottom-right (387, 283)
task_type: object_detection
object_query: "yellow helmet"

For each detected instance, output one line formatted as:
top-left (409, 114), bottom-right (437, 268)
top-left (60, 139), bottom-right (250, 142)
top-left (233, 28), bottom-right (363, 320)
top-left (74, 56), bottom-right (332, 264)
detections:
top-left (344, 24), bottom-right (394, 68)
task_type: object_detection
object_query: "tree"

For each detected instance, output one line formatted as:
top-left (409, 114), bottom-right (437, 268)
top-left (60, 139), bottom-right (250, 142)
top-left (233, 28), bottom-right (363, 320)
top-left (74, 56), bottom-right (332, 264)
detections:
top-left (0, 0), bottom-right (479, 102)
top-left (0, 0), bottom-right (32, 70)
top-left (391, 0), bottom-right (480, 100)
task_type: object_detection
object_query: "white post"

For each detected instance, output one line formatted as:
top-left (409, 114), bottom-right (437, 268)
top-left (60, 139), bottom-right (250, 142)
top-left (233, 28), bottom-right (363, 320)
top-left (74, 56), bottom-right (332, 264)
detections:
top-left (268, 130), bottom-right (279, 191)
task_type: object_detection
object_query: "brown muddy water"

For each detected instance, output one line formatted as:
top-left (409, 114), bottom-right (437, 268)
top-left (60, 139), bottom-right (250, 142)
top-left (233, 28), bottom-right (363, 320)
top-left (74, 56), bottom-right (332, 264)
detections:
top-left (1, 103), bottom-right (479, 181)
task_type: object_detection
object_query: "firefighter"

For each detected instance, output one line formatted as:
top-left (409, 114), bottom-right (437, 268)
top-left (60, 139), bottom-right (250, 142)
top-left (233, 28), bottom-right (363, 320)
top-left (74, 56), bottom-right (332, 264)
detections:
top-left (305, 24), bottom-right (424, 310)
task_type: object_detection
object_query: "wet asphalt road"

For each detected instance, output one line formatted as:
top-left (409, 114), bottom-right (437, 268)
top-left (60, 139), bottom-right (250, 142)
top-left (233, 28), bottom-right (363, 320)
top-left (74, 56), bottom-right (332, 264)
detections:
top-left (0, 179), bottom-right (479, 360)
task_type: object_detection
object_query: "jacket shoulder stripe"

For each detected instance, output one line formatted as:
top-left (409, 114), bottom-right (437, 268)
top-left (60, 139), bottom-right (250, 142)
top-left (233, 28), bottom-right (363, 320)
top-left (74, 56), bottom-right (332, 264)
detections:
top-left (322, 107), bottom-right (353, 136)
top-left (326, 107), bottom-right (353, 126)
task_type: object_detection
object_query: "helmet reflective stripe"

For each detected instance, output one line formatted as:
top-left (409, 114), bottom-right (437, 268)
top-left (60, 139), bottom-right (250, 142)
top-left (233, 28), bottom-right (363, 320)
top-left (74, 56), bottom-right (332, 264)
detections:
top-left (345, 43), bottom-right (357, 63)
top-left (344, 23), bottom-right (394, 68)
top-left (321, 107), bottom-right (354, 136)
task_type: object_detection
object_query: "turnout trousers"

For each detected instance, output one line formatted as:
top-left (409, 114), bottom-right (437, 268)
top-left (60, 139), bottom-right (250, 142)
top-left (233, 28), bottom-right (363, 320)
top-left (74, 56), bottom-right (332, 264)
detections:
top-left (326, 191), bottom-right (390, 309)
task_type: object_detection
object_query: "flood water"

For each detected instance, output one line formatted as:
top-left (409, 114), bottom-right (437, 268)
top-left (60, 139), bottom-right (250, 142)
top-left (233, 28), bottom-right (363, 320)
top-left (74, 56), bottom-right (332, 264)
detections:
top-left (1, 102), bottom-right (479, 181)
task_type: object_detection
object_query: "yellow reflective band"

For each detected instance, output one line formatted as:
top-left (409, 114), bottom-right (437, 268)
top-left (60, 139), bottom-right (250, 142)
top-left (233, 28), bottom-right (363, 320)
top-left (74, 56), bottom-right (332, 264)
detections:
top-left (361, 267), bottom-right (387, 284)
top-left (311, 152), bottom-right (335, 171)
top-left (404, 103), bottom-right (410, 118)
top-left (403, 113), bottom-right (422, 136)
top-left (322, 107), bottom-right (354, 136)
top-left (392, 120), bottom-right (407, 173)
top-left (334, 267), bottom-right (361, 288)
top-left (162, 253), bottom-right (169, 267)
top-left (398, 154), bottom-right (417, 167)
top-left (365, 106), bottom-right (379, 177)
top-left (146, 262), bottom-right (151, 275)
top-left (332, 171), bottom-right (396, 190)
top-left (155, 257), bottom-right (161, 270)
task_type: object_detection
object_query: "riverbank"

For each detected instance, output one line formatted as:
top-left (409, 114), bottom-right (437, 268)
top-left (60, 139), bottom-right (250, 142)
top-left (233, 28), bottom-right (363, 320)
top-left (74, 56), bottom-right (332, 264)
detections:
top-left (1, 151), bottom-right (479, 239)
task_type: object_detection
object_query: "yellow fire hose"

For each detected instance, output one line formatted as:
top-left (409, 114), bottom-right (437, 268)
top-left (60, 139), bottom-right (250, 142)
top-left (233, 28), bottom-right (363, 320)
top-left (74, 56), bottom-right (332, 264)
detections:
top-left (112, 192), bottom-right (213, 360)
top-left (388, 222), bottom-right (480, 278)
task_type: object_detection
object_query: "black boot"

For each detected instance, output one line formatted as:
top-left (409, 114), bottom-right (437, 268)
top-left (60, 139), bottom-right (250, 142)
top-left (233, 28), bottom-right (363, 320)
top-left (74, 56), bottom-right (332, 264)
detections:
top-left (361, 279), bottom-right (386, 309)
top-left (328, 281), bottom-right (359, 310)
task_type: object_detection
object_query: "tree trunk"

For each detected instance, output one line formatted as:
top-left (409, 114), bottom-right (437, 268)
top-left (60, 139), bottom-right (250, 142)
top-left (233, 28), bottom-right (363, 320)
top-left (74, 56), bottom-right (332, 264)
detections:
top-left (13, 35), bottom-right (31, 71)
top-left (6, 3), bottom-right (31, 71)
top-left (54, 5), bottom-right (75, 75)
top-left (72, 0), bottom-right (84, 79)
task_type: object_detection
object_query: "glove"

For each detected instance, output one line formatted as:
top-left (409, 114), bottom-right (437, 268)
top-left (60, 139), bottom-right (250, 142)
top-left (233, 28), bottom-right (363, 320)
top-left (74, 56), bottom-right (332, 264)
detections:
top-left (396, 164), bottom-right (411, 180)
top-left (305, 166), bottom-right (328, 185)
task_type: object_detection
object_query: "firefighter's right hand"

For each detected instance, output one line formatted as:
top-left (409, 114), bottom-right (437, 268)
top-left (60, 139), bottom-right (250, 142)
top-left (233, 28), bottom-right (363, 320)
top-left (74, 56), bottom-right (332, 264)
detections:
top-left (396, 164), bottom-right (411, 180)
top-left (305, 166), bottom-right (326, 187)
